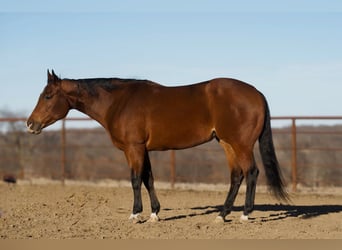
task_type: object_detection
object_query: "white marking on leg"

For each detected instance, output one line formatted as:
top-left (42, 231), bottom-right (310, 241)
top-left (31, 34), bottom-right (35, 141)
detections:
top-left (214, 216), bottom-right (225, 224)
top-left (147, 212), bottom-right (160, 223)
top-left (240, 214), bottom-right (249, 221)
top-left (129, 213), bottom-right (142, 223)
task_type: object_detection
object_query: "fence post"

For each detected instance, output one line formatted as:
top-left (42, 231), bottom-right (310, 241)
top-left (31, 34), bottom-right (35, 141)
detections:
top-left (291, 118), bottom-right (297, 192)
top-left (61, 119), bottom-right (66, 185)
top-left (170, 150), bottom-right (176, 188)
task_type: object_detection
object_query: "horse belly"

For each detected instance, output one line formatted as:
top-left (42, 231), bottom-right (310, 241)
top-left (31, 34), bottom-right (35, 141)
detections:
top-left (144, 83), bottom-right (214, 150)
top-left (146, 113), bottom-right (213, 151)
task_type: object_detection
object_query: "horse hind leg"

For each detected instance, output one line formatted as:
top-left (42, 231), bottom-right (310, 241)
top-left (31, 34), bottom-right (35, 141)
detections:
top-left (241, 159), bottom-right (259, 221)
top-left (215, 167), bottom-right (244, 223)
top-left (215, 141), bottom-right (244, 223)
top-left (216, 141), bottom-right (258, 223)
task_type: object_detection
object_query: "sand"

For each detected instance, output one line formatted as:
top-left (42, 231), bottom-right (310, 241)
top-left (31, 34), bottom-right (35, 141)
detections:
top-left (1, 181), bottom-right (341, 239)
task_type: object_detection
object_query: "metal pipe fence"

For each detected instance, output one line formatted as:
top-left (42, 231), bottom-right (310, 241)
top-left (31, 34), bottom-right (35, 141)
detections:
top-left (1, 116), bottom-right (342, 190)
top-left (272, 116), bottom-right (342, 191)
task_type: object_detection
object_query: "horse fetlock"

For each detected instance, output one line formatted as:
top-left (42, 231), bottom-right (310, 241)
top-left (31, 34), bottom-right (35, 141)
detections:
top-left (214, 215), bottom-right (225, 224)
top-left (239, 214), bottom-right (249, 222)
top-left (129, 213), bottom-right (143, 224)
top-left (147, 212), bottom-right (160, 223)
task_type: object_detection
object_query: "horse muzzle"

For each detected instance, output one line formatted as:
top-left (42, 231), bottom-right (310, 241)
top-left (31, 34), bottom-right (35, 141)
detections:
top-left (26, 119), bottom-right (43, 135)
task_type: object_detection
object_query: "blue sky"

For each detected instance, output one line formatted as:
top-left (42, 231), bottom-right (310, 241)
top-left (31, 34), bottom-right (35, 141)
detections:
top-left (1, 1), bottom-right (342, 124)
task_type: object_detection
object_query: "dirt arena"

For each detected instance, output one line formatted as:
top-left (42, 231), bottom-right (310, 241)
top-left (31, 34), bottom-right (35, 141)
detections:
top-left (1, 180), bottom-right (341, 239)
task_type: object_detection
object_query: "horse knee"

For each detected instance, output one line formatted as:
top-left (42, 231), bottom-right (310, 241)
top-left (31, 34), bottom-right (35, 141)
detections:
top-left (131, 173), bottom-right (142, 189)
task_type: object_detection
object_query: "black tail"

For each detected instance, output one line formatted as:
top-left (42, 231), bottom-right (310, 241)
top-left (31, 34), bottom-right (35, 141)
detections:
top-left (259, 95), bottom-right (289, 202)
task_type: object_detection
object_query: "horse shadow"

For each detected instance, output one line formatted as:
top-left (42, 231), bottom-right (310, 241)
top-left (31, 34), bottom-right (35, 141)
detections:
top-left (162, 203), bottom-right (342, 222)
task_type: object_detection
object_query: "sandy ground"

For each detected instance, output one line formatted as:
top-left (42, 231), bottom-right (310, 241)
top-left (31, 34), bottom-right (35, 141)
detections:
top-left (1, 181), bottom-right (341, 239)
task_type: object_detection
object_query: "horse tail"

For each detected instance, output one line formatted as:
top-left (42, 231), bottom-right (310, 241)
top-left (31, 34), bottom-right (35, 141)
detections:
top-left (258, 94), bottom-right (290, 202)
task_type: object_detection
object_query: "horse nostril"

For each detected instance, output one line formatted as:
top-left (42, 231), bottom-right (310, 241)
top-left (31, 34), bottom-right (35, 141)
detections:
top-left (26, 120), bottom-right (43, 134)
top-left (26, 120), bottom-right (33, 129)
top-left (26, 119), bottom-right (37, 133)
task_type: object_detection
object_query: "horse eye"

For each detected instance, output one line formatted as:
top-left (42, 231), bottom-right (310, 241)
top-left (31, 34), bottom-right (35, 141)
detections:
top-left (44, 94), bottom-right (52, 100)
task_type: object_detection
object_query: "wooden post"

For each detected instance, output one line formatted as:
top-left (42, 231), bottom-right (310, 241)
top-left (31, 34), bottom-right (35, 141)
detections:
top-left (170, 150), bottom-right (176, 189)
top-left (291, 118), bottom-right (297, 192)
top-left (61, 119), bottom-right (66, 185)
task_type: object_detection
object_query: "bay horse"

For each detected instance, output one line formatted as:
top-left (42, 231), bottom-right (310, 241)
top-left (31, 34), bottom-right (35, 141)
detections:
top-left (27, 70), bottom-right (288, 223)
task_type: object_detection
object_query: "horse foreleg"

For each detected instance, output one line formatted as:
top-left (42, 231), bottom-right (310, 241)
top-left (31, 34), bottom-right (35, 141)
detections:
top-left (125, 145), bottom-right (145, 223)
top-left (128, 169), bottom-right (144, 223)
top-left (142, 151), bottom-right (161, 222)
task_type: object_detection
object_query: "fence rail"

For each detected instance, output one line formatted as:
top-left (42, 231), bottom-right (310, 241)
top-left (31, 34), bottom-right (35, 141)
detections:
top-left (1, 116), bottom-right (342, 191)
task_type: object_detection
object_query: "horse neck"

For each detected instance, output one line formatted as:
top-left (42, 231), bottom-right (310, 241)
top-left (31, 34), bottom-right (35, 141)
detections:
top-left (67, 82), bottom-right (112, 130)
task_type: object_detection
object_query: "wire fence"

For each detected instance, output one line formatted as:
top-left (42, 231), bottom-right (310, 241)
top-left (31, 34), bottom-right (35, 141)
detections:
top-left (1, 116), bottom-right (342, 191)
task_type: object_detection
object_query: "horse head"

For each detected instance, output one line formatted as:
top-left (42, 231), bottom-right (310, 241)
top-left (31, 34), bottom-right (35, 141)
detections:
top-left (26, 70), bottom-right (72, 134)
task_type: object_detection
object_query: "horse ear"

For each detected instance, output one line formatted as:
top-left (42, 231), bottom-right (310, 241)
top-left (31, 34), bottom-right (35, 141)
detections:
top-left (47, 69), bottom-right (53, 81)
top-left (48, 69), bottom-right (60, 84)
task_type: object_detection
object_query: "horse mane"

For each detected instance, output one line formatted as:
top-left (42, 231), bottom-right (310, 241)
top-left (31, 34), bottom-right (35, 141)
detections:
top-left (65, 77), bottom-right (150, 96)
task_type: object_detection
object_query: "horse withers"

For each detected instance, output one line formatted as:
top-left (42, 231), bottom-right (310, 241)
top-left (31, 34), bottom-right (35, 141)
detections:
top-left (27, 70), bottom-right (288, 223)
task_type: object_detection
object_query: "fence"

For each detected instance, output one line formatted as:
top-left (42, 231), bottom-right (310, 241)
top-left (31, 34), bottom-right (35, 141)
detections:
top-left (271, 116), bottom-right (342, 191)
top-left (1, 116), bottom-right (342, 191)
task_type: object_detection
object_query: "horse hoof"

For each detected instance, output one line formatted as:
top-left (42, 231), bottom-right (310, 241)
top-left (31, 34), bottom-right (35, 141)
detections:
top-left (214, 216), bottom-right (225, 224)
top-left (240, 214), bottom-right (249, 222)
top-left (129, 213), bottom-right (143, 224)
top-left (147, 213), bottom-right (160, 223)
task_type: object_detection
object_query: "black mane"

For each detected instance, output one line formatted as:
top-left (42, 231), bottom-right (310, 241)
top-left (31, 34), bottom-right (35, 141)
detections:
top-left (66, 77), bottom-right (149, 96)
